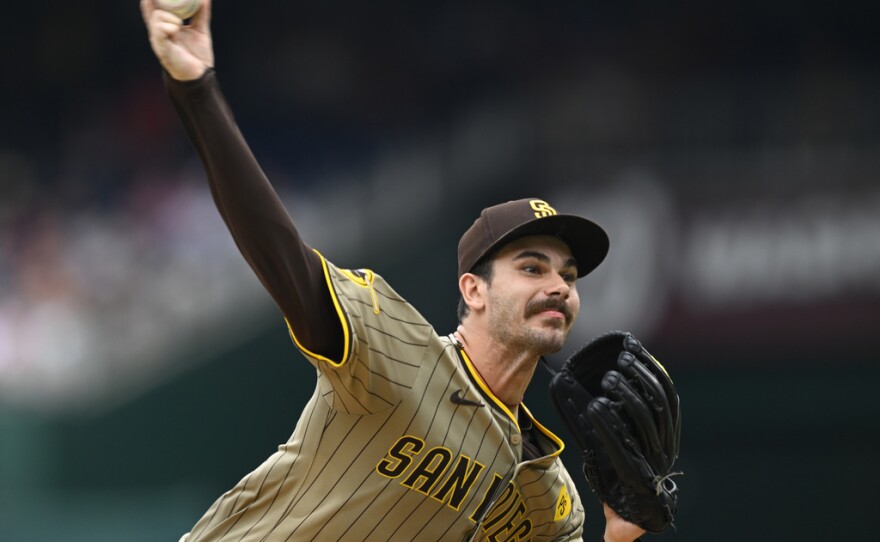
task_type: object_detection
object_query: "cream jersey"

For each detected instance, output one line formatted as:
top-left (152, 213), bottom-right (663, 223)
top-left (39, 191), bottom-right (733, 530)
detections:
top-left (183, 255), bottom-right (585, 541)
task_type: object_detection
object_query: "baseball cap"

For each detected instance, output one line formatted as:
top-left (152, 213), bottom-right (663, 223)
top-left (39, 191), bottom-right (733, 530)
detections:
top-left (457, 198), bottom-right (609, 278)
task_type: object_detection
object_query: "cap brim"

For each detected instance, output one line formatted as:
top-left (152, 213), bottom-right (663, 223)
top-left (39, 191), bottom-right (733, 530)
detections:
top-left (481, 214), bottom-right (609, 277)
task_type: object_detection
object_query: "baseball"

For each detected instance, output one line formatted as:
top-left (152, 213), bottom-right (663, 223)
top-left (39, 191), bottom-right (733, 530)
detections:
top-left (154, 0), bottom-right (201, 20)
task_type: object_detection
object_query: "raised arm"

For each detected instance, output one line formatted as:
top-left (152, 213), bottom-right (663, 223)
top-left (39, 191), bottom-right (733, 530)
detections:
top-left (141, 0), bottom-right (343, 359)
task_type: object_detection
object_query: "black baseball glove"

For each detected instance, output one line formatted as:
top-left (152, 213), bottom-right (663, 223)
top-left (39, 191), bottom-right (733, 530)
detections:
top-left (549, 331), bottom-right (681, 533)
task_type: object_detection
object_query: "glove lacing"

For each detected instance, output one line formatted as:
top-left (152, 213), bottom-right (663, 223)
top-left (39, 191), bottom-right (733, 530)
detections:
top-left (652, 471), bottom-right (683, 496)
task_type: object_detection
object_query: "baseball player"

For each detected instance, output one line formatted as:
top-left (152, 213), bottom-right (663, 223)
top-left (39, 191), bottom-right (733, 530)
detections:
top-left (142, 1), bottom-right (647, 541)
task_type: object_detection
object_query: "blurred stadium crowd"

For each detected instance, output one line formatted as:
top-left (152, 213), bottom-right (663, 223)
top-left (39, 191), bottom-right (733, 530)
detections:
top-left (0, 57), bottom-right (271, 409)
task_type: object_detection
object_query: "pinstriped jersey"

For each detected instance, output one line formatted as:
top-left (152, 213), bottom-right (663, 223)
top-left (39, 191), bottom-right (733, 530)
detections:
top-left (183, 254), bottom-right (585, 541)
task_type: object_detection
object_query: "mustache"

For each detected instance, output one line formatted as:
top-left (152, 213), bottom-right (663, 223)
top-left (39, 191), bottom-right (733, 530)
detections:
top-left (525, 298), bottom-right (573, 321)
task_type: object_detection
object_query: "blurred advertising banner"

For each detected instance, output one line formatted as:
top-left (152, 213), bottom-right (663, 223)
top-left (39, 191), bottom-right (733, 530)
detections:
top-left (560, 176), bottom-right (880, 366)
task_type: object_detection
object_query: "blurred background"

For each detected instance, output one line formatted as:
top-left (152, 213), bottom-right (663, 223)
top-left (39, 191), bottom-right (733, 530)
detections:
top-left (1, 0), bottom-right (879, 540)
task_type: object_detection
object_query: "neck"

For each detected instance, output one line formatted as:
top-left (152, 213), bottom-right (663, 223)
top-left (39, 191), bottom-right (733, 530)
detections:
top-left (454, 325), bottom-right (541, 411)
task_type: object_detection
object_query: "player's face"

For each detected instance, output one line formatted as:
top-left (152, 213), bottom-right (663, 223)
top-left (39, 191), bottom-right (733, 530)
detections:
top-left (484, 235), bottom-right (580, 354)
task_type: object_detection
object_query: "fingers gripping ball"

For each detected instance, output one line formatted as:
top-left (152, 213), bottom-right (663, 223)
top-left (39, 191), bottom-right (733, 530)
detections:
top-left (549, 331), bottom-right (682, 533)
top-left (154, 0), bottom-right (201, 20)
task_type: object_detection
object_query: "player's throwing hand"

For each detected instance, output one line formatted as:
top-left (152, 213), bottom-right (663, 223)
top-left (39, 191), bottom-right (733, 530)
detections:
top-left (141, 0), bottom-right (214, 81)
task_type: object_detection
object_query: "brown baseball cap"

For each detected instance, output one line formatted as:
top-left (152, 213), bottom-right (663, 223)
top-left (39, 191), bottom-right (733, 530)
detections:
top-left (457, 198), bottom-right (609, 278)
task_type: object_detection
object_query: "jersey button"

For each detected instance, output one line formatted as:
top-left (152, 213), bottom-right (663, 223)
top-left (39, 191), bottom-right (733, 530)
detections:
top-left (511, 434), bottom-right (522, 445)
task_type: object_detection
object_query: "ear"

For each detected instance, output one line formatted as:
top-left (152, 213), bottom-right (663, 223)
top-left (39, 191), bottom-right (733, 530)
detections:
top-left (459, 272), bottom-right (487, 314)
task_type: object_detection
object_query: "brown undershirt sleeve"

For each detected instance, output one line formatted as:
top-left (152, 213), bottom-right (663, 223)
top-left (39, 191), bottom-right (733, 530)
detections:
top-left (164, 69), bottom-right (343, 360)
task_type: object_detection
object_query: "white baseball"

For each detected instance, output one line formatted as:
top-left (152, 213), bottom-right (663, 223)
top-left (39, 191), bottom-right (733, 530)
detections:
top-left (154, 0), bottom-right (202, 20)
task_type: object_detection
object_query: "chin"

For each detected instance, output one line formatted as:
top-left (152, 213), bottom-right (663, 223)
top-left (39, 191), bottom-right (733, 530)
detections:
top-left (543, 340), bottom-right (565, 355)
top-left (508, 323), bottom-right (569, 354)
top-left (532, 331), bottom-right (566, 354)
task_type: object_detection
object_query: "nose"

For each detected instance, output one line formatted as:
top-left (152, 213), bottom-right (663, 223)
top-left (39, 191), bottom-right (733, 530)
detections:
top-left (546, 272), bottom-right (571, 299)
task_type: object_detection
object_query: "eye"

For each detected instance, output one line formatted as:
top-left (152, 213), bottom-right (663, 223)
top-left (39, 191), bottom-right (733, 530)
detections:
top-left (522, 265), bottom-right (541, 274)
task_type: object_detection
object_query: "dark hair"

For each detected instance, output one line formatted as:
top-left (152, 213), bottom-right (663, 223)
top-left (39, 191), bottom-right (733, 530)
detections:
top-left (456, 256), bottom-right (494, 322)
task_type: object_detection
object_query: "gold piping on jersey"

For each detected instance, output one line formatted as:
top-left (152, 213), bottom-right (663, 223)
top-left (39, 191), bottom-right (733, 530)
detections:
top-left (519, 403), bottom-right (566, 458)
top-left (453, 336), bottom-right (567, 458)
top-left (285, 250), bottom-right (352, 368)
top-left (340, 268), bottom-right (381, 314)
top-left (457, 348), bottom-right (519, 429)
